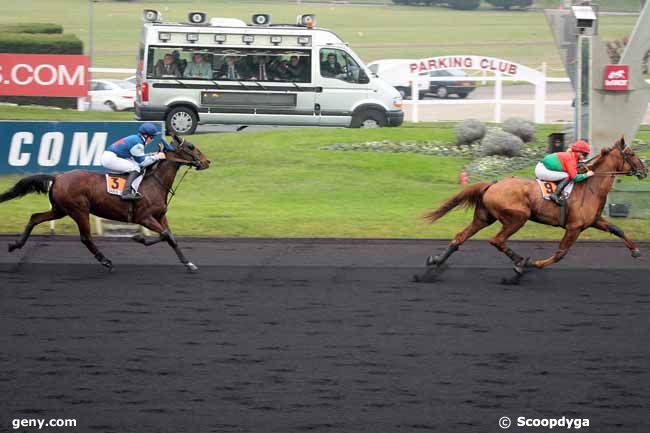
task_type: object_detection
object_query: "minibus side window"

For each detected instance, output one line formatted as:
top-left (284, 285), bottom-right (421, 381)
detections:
top-left (147, 47), bottom-right (186, 79)
top-left (320, 49), bottom-right (364, 84)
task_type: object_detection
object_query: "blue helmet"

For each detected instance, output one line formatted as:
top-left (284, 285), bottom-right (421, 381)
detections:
top-left (138, 122), bottom-right (161, 137)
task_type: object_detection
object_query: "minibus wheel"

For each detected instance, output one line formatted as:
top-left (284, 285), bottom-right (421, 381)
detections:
top-left (166, 106), bottom-right (198, 135)
top-left (351, 109), bottom-right (386, 128)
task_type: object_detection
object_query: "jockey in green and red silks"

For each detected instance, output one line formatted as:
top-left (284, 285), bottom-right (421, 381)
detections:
top-left (535, 139), bottom-right (594, 204)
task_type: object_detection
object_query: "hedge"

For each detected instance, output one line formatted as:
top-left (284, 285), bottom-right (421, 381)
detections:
top-left (0, 33), bottom-right (82, 54)
top-left (0, 23), bottom-right (63, 34)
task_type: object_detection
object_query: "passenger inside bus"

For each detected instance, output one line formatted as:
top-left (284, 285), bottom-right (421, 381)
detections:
top-left (217, 55), bottom-right (254, 80)
top-left (183, 53), bottom-right (212, 79)
top-left (153, 53), bottom-right (181, 78)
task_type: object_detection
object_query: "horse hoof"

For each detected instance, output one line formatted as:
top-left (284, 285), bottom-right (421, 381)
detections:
top-left (186, 262), bottom-right (199, 272)
top-left (100, 259), bottom-right (113, 269)
top-left (631, 249), bottom-right (641, 259)
top-left (425, 255), bottom-right (439, 266)
top-left (8, 242), bottom-right (19, 253)
top-left (132, 234), bottom-right (145, 244)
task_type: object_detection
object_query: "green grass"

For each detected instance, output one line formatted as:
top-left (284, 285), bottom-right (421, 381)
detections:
top-left (0, 0), bottom-right (641, 75)
top-left (1, 106), bottom-right (649, 240)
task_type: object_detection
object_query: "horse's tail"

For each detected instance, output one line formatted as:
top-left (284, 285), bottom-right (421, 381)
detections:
top-left (424, 182), bottom-right (491, 224)
top-left (0, 174), bottom-right (55, 204)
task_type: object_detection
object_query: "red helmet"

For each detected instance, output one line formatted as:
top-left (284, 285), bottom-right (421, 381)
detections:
top-left (571, 140), bottom-right (591, 154)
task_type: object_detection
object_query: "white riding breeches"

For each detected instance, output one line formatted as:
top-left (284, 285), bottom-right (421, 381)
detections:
top-left (535, 162), bottom-right (569, 182)
top-left (101, 151), bottom-right (141, 174)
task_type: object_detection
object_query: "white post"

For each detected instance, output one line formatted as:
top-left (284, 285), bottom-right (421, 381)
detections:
top-left (494, 72), bottom-right (503, 123)
top-left (534, 75), bottom-right (546, 124)
top-left (411, 77), bottom-right (419, 123)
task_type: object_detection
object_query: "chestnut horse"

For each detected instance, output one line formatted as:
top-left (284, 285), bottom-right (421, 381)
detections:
top-left (0, 134), bottom-right (210, 271)
top-left (415, 137), bottom-right (648, 284)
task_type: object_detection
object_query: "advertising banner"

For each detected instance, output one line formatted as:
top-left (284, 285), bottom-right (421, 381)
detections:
top-left (0, 121), bottom-right (164, 174)
top-left (0, 54), bottom-right (89, 97)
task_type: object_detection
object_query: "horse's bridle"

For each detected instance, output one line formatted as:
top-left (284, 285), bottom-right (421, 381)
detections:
top-left (585, 145), bottom-right (647, 178)
top-left (163, 137), bottom-right (203, 168)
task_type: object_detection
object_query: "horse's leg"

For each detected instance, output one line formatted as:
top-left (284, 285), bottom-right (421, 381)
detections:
top-left (426, 212), bottom-right (495, 267)
top-left (138, 216), bottom-right (198, 271)
top-left (488, 210), bottom-right (529, 266)
top-left (531, 228), bottom-right (582, 269)
top-left (131, 232), bottom-right (165, 246)
top-left (8, 208), bottom-right (64, 252)
top-left (413, 210), bottom-right (495, 283)
top-left (591, 217), bottom-right (641, 258)
top-left (70, 211), bottom-right (113, 269)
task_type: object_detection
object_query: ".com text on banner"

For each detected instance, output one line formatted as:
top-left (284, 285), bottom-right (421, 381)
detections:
top-left (0, 53), bottom-right (89, 97)
top-left (0, 121), bottom-right (164, 174)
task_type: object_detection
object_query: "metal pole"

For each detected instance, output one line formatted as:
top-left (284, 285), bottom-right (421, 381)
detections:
top-left (411, 78), bottom-right (419, 123)
top-left (494, 72), bottom-right (502, 123)
top-left (89, 0), bottom-right (94, 75)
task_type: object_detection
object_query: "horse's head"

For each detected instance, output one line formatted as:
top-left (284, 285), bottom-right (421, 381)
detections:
top-left (612, 137), bottom-right (647, 179)
top-left (165, 134), bottom-right (210, 170)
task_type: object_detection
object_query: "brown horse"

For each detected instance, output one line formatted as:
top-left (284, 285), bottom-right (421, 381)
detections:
top-left (0, 134), bottom-right (210, 271)
top-left (415, 137), bottom-right (648, 284)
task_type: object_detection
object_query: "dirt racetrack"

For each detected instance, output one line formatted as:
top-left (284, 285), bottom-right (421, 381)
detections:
top-left (1, 236), bottom-right (649, 433)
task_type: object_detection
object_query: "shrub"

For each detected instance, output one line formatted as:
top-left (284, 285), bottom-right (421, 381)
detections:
top-left (0, 23), bottom-right (63, 34)
top-left (0, 33), bottom-right (82, 54)
top-left (454, 119), bottom-right (486, 147)
top-left (480, 130), bottom-right (523, 157)
top-left (503, 117), bottom-right (536, 143)
top-left (447, 0), bottom-right (481, 10)
top-left (485, 0), bottom-right (533, 9)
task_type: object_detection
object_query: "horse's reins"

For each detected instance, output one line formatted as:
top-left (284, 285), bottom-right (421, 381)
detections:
top-left (153, 139), bottom-right (201, 205)
top-left (582, 147), bottom-right (644, 177)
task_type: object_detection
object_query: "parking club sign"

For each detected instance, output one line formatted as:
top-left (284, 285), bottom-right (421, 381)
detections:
top-left (603, 65), bottom-right (630, 91)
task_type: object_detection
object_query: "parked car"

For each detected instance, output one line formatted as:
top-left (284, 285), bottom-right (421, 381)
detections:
top-left (367, 59), bottom-right (428, 100)
top-left (89, 79), bottom-right (135, 111)
top-left (125, 75), bottom-right (137, 85)
top-left (427, 69), bottom-right (476, 99)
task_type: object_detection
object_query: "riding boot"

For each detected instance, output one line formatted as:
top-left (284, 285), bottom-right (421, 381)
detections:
top-left (549, 178), bottom-right (570, 205)
top-left (120, 171), bottom-right (142, 201)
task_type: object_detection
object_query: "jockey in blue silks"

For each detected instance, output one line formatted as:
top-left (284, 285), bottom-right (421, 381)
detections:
top-left (100, 122), bottom-right (168, 201)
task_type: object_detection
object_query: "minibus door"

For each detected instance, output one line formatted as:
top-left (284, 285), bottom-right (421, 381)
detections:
top-left (315, 48), bottom-right (370, 126)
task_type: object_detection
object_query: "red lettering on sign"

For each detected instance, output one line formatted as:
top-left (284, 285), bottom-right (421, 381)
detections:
top-left (0, 54), bottom-right (89, 97)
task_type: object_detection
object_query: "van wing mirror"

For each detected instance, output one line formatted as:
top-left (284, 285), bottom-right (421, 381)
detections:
top-left (359, 70), bottom-right (370, 84)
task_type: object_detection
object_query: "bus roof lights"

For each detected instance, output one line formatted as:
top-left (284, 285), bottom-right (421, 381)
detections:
top-left (143, 9), bottom-right (162, 23)
top-left (297, 36), bottom-right (311, 46)
top-left (214, 34), bottom-right (227, 43)
top-left (252, 14), bottom-right (271, 26)
top-left (270, 35), bottom-right (282, 45)
top-left (188, 12), bottom-right (208, 25)
top-left (158, 32), bottom-right (171, 42)
top-left (186, 33), bottom-right (199, 43)
top-left (242, 34), bottom-right (255, 44)
top-left (296, 14), bottom-right (316, 28)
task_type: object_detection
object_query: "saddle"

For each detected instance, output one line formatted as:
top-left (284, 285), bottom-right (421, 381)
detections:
top-left (536, 179), bottom-right (574, 228)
